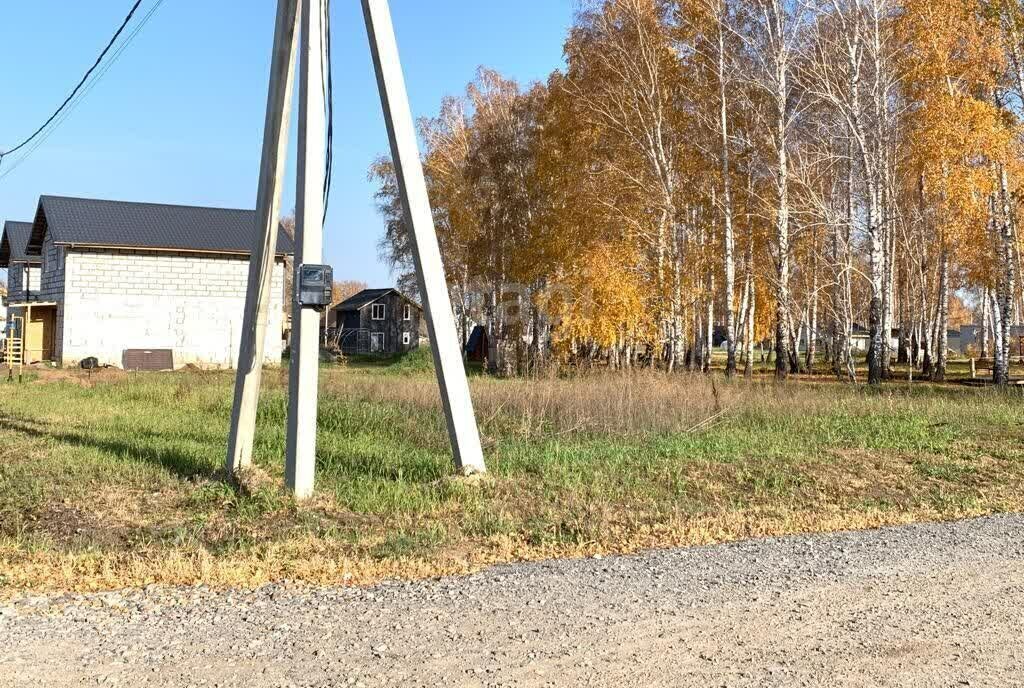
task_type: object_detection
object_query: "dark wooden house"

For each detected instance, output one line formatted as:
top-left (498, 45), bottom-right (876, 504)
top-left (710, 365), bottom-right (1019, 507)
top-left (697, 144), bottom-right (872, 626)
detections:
top-left (334, 288), bottom-right (422, 355)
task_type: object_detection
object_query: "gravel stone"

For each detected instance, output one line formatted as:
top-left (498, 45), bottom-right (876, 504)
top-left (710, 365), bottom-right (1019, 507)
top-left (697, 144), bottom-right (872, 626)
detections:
top-left (1, 515), bottom-right (1022, 686)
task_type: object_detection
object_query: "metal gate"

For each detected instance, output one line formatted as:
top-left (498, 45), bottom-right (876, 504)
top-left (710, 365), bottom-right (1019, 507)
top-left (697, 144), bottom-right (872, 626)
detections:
top-left (337, 328), bottom-right (374, 354)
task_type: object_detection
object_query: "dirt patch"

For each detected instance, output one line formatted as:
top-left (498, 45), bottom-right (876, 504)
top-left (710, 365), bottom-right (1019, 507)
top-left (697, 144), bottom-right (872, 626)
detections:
top-left (24, 503), bottom-right (130, 549)
top-left (233, 466), bottom-right (278, 498)
top-left (29, 366), bottom-right (129, 387)
top-left (10, 484), bottom-right (201, 555)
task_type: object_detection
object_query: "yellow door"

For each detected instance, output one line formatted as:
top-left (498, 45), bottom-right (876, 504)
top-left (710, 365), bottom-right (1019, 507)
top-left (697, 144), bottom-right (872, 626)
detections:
top-left (25, 308), bottom-right (55, 363)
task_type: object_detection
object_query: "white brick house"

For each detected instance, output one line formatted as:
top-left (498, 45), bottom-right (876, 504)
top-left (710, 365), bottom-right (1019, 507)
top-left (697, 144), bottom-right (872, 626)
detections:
top-left (2, 196), bottom-right (293, 369)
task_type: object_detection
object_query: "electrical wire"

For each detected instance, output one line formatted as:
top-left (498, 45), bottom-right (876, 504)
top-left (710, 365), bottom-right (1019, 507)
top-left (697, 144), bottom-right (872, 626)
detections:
top-left (322, 0), bottom-right (334, 225)
top-left (0, 0), bottom-right (146, 168)
top-left (0, 0), bottom-right (165, 183)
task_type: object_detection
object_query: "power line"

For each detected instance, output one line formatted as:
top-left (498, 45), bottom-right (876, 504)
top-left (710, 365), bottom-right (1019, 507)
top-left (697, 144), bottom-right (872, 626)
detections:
top-left (0, 0), bottom-right (165, 182)
top-left (322, 0), bottom-right (335, 225)
top-left (0, 0), bottom-right (145, 168)
top-left (0, 0), bottom-right (146, 162)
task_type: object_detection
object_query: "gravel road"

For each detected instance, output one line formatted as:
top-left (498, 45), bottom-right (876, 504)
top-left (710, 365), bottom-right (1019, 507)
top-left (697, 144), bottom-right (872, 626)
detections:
top-left (2, 514), bottom-right (1023, 687)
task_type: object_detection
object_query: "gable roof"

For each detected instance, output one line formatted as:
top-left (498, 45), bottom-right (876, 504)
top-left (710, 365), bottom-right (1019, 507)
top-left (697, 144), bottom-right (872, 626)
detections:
top-left (0, 221), bottom-right (37, 267)
top-left (336, 288), bottom-right (421, 312)
top-left (336, 288), bottom-right (397, 312)
top-left (26, 195), bottom-right (295, 257)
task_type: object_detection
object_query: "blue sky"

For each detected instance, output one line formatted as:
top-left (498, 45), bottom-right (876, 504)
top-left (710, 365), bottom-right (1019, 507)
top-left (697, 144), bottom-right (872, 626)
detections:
top-left (0, 1), bottom-right (574, 286)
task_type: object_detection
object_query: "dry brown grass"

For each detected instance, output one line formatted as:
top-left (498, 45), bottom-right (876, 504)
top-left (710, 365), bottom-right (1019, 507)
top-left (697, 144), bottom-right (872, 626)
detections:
top-left (0, 502), bottom-right (997, 594)
top-left (318, 369), bottom-right (858, 437)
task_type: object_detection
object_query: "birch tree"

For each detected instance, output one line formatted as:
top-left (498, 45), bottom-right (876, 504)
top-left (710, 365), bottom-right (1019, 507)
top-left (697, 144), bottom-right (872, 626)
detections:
top-left (366, 0), bottom-right (1024, 384)
top-left (564, 0), bottom-right (690, 368)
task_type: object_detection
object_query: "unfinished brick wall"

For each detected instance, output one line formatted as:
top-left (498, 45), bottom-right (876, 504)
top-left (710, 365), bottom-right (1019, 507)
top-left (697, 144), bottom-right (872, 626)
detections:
top-left (60, 247), bottom-right (286, 369)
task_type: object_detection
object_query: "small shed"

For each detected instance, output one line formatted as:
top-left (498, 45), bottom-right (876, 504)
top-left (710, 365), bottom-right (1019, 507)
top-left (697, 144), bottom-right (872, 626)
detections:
top-left (465, 325), bottom-right (489, 363)
top-left (334, 288), bottom-right (422, 355)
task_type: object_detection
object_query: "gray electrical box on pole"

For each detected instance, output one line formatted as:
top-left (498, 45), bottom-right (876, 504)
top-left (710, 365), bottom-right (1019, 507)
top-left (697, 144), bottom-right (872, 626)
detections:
top-left (297, 264), bottom-right (333, 310)
top-left (227, 0), bottom-right (487, 498)
top-left (285, 0), bottom-right (329, 500)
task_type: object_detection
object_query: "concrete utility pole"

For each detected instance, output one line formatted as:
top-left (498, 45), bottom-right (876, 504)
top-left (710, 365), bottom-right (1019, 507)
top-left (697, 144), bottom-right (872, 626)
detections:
top-left (226, 0), bottom-right (300, 476)
top-left (285, 0), bottom-right (327, 499)
top-left (229, 0), bottom-right (487, 490)
top-left (362, 0), bottom-right (487, 474)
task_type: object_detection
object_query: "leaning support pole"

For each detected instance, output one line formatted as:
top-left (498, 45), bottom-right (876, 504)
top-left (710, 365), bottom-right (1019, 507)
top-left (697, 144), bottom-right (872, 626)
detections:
top-left (362, 0), bottom-right (487, 475)
top-left (226, 0), bottom-right (300, 476)
top-left (285, 0), bottom-right (327, 500)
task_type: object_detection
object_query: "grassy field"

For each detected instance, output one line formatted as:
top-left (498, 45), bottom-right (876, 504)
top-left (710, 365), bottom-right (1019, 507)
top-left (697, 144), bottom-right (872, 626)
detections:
top-left (1, 354), bottom-right (1023, 593)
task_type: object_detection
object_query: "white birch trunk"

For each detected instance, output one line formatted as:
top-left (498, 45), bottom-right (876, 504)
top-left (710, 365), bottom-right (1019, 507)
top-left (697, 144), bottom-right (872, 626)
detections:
top-left (716, 13), bottom-right (738, 378)
top-left (995, 165), bottom-right (1018, 385)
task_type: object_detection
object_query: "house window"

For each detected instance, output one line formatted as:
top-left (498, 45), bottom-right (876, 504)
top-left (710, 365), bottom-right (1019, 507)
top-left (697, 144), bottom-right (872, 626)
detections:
top-left (372, 303), bottom-right (386, 320)
top-left (403, 332), bottom-right (411, 346)
top-left (371, 332), bottom-right (384, 352)
top-left (403, 304), bottom-right (412, 321)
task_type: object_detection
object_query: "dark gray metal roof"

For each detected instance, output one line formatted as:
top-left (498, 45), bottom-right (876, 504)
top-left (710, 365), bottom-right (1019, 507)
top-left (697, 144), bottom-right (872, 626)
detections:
top-left (336, 288), bottom-right (397, 312)
top-left (336, 288), bottom-right (421, 312)
top-left (0, 221), bottom-right (37, 267)
top-left (26, 195), bottom-right (295, 257)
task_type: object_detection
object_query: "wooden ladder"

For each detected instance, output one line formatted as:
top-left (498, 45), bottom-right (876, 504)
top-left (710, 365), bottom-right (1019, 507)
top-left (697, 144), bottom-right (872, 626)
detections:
top-left (4, 336), bottom-right (23, 366)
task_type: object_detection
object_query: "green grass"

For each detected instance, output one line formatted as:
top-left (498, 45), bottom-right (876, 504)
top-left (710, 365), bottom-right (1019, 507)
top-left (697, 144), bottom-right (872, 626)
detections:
top-left (0, 363), bottom-right (1022, 592)
top-left (342, 346), bottom-right (435, 375)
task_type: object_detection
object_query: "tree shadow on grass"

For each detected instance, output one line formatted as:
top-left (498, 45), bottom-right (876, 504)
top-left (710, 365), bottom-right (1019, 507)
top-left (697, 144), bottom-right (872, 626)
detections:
top-left (0, 411), bottom-right (219, 480)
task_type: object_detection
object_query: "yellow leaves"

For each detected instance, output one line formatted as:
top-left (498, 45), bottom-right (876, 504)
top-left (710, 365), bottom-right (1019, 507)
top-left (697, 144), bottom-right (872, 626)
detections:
top-left (546, 241), bottom-right (654, 350)
top-left (898, 0), bottom-right (1004, 94)
top-left (900, 0), bottom-right (1019, 255)
top-left (751, 277), bottom-right (774, 345)
top-left (366, 0), bottom-right (1024, 367)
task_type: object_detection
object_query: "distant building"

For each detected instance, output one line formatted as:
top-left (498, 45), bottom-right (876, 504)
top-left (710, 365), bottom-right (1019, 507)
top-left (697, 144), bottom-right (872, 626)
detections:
top-left (465, 325), bottom-right (489, 363)
top-left (1, 195), bottom-right (293, 369)
top-left (2, 220), bottom-right (47, 363)
top-left (1, 220), bottom-right (42, 302)
top-left (333, 288), bottom-right (422, 355)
